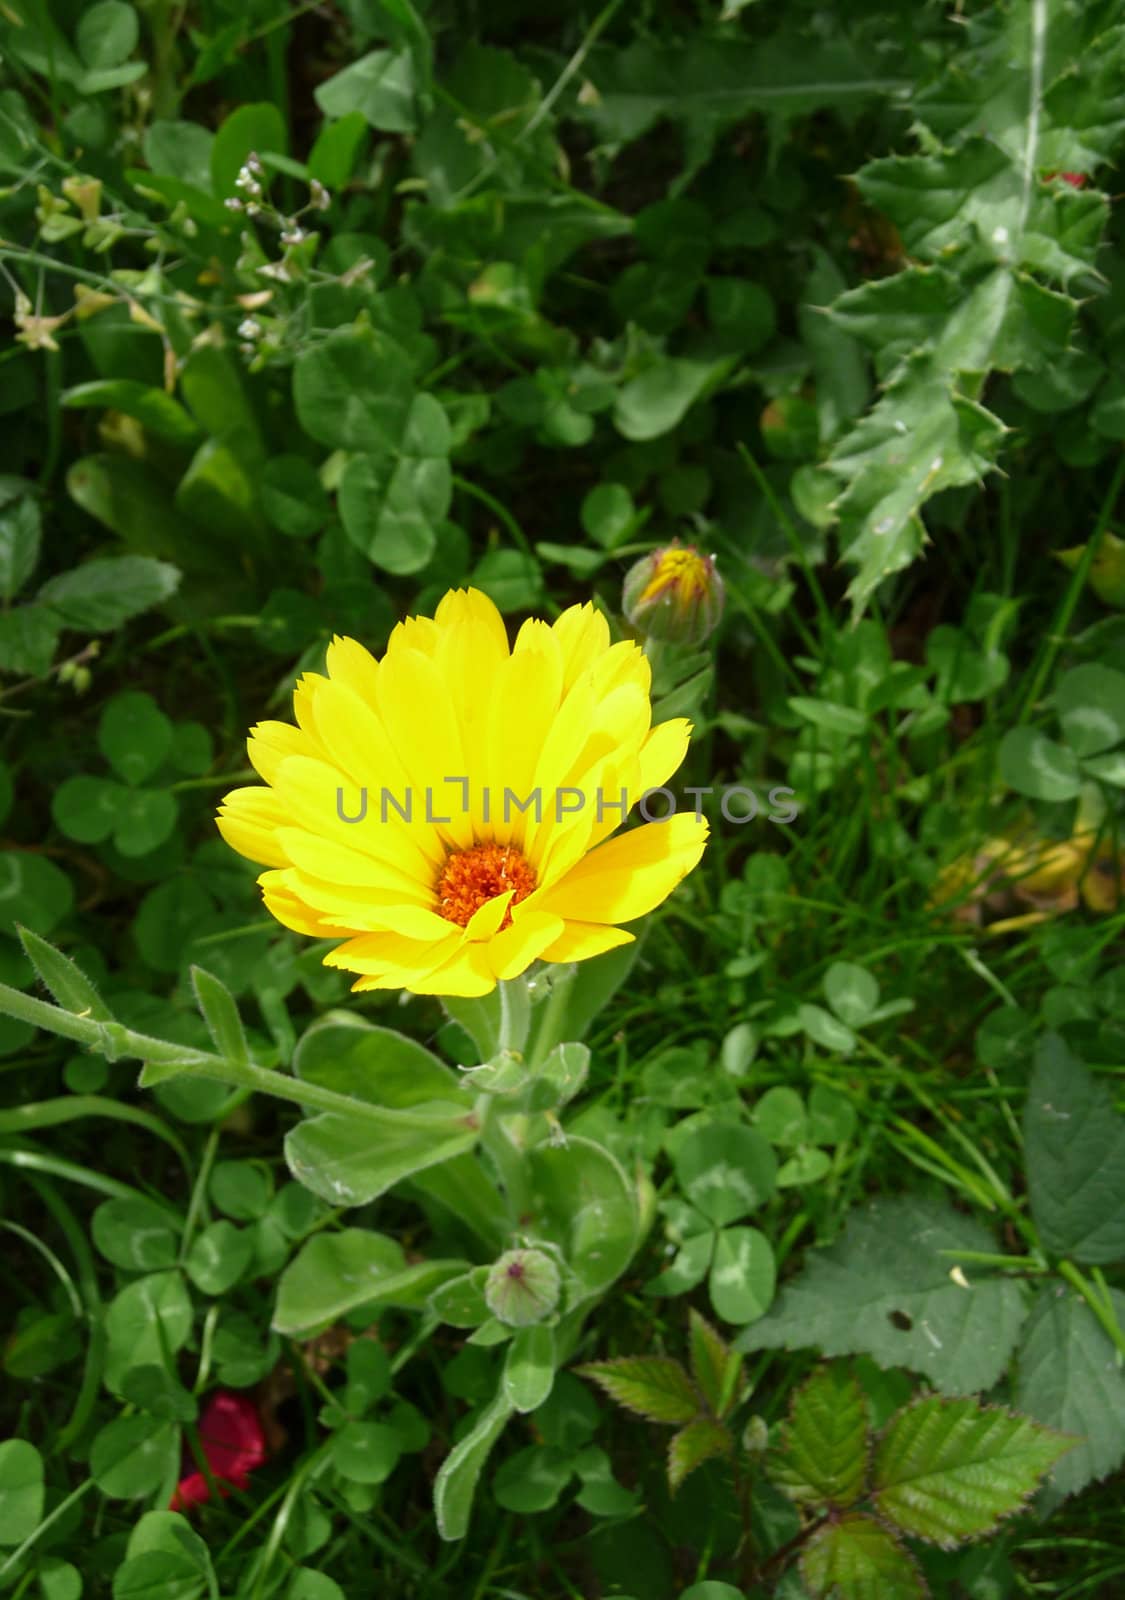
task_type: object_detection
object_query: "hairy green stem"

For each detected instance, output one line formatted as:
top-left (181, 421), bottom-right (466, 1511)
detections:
top-left (0, 981), bottom-right (464, 1132)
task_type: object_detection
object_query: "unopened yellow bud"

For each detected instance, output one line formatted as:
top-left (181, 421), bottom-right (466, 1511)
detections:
top-left (622, 540), bottom-right (725, 646)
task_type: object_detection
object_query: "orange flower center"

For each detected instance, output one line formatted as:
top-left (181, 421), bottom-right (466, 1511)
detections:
top-left (437, 842), bottom-right (537, 928)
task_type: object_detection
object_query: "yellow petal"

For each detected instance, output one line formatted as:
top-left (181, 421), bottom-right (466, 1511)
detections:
top-left (325, 634), bottom-right (381, 702)
top-left (540, 921), bottom-right (635, 963)
top-left (540, 813), bottom-right (709, 924)
top-left (552, 602), bottom-right (610, 690)
top-left (486, 909), bottom-right (565, 980)
top-left (216, 788), bottom-right (293, 868)
top-left (464, 890), bottom-right (513, 942)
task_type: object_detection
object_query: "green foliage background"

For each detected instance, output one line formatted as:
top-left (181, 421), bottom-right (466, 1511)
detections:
top-left (2, 0), bottom-right (1125, 1595)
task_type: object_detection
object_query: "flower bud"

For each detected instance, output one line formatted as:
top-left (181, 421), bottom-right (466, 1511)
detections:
top-left (484, 1247), bottom-right (561, 1326)
top-left (622, 540), bottom-right (725, 646)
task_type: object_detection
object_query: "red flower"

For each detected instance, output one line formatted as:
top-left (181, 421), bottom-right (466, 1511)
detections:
top-left (1044, 170), bottom-right (1089, 188)
top-left (171, 1391), bottom-right (267, 1511)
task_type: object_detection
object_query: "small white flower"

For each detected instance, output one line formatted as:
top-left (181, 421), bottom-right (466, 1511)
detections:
top-left (310, 179), bottom-right (330, 211)
top-left (280, 228), bottom-right (306, 247)
top-left (238, 317), bottom-right (262, 340)
top-left (224, 196), bottom-right (243, 212)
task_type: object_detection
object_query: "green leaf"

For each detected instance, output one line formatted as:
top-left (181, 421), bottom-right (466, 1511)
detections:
top-left (493, 1444), bottom-right (573, 1514)
top-left (872, 1395), bottom-right (1072, 1547)
top-left (260, 456), bottom-right (331, 539)
top-left (614, 354), bottom-right (735, 442)
top-left (687, 1310), bottom-right (741, 1419)
top-left (1014, 1282), bottom-right (1125, 1499)
top-left (1055, 663), bottom-right (1125, 757)
top-left (314, 49), bottom-right (416, 133)
top-left (210, 102), bottom-right (287, 198)
top-left (93, 1197), bottom-right (180, 1271)
top-left (293, 1015), bottom-right (508, 1249)
top-left (581, 483), bottom-right (636, 550)
top-left (91, 1415), bottom-right (180, 1499)
top-left (210, 1160), bottom-right (271, 1221)
top-left (667, 1417), bottom-right (731, 1493)
top-left (526, 1136), bottom-right (639, 1303)
top-left (120, 1364), bottom-right (199, 1423)
top-left (1023, 1032), bottom-right (1125, 1264)
top-left (823, 962), bottom-right (880, 1027)
top-left (331, 1421), bottom-right (402, 1485)
top-left (285, 1101), bottom-right (477, 1207)
top-left (39, 556), bottom-right (180, 631)
top-left (293, 326), bottom-right (414, 453)
top-left (77, 1), bottom-right (138, 69)
top-left (644, 1230), bottom-right (714, 1298)
top-left (338, 395), bottom-right (451, 573)
top-left (752, 1087), bottom-right (808, 1148)
top-left (17, 927), bottom-right (113, 1020)
top-left (143, 120), bottom-right (214, 192)
top-left (470, 549), bottom-right (543, 611)
top-left (190, 966), bottom-right (249, 1064)
top-left (433, 1387), bottom-right (516, 1541)
top-left (801, 1512), bottom-right (925, 1600)
top-left (0, 851), bottom-right (74, 935)
top-left (998, 728), bottom-right (1083, 801)
top-left (673, 1121), bottom-right (777, 1227)
top-left (710, 1225), bottom-right (776, 1325)
top-left (103, 1270), bottom-right (193, 1396)
top-left (737, 1194), bottom-right (1028, 1395)
top-left (503, 1324), bottom-right (556, 1414)
top-left (582, 31), bottom-right (909, 177)
top-left (772, 1365), bottom-right (868, 1507)
top-left (0, 495), bottom-right (40, 599)
top-left (0, 605), bottom-right (61, 675)
top-left (185, 1219), bottom-right (253, 1295)
top-left (308, 111), bottom-right (369, 189)
top-left (524, 1041), bottom-right (589, 1113)
top-left (577, 1357), bottom-right (700, 1424)
top-left (98, 691), bottom-right (173, 785)
top-left (62, 381), bottom-right (202, 448)
top-left (273, 1228), bottom-right (465, 1334)
top-left (429, 1269), bottom-right (490, 1329)
top-left (0, 1438), bottom-right (44, 1546)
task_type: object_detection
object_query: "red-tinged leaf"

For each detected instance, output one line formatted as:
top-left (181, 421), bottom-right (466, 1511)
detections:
top-left (577, 1357), bottom-right (700, 1424)
top-left (688, 1308), bottom-right (742, 1418)
top-left (872, 1395), bottom-right (1076, 1548)
top-left (801, 1511), bottom-right (927, 1600)
top-left (771, 1364), bottom-right (869, 1508)
top-left (667, 1417), bottom-right (731, 1493)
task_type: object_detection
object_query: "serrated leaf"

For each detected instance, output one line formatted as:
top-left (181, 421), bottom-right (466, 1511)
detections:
top-left (801, 1511), bottom-right (926, 1600)
top-left (821, 0), bottom-right (1116, 616)
top-left (578, 1356), bottom-right (700, 1424)
top-left (872, 1395), bottom-right (1072, 1547)
top-left (1023, 1033), bottom-right (1125, 1264)
top-left (688, 1310), bottom-right (740, 1418)
top-left (772, 1364), bottom-right (868, 1508)
top-left (1014, 1283), bottom-right (1125, 1499)
top-left (736, 1194), bottom-right (1028, 1395)
top-left (667, 1417), bottom-right (731, 1493)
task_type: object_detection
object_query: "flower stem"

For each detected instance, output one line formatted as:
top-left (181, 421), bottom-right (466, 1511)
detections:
top-left (0, 982), bottom-right (466, 1132)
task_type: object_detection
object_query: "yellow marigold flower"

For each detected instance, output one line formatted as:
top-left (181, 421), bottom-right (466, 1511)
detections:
top-left (217, 588), bottom-right (709, 997)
